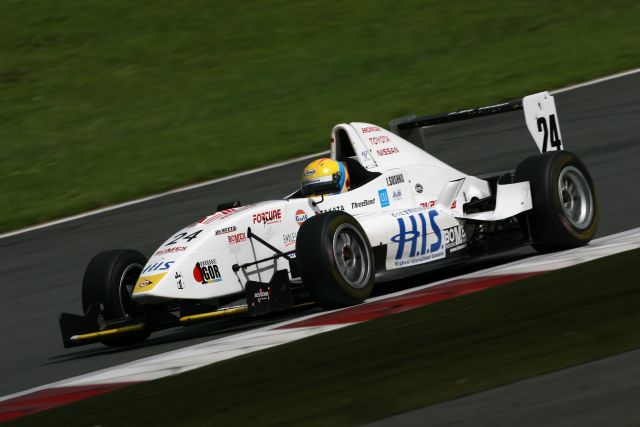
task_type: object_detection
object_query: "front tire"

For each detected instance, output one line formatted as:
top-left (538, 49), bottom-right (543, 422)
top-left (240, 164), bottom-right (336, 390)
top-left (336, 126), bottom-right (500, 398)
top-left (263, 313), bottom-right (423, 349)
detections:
top-left (296, 212), bottom-right (375, 308)
top-left (82, 249), bottom-right (151, 346)
top-left (515, 151), bottom-right (599, 252)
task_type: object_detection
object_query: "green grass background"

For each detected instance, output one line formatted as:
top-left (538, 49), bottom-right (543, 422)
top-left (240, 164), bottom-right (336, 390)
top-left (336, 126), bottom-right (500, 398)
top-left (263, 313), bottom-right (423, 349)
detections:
top-left (1, 0), bottom-right (639, 232)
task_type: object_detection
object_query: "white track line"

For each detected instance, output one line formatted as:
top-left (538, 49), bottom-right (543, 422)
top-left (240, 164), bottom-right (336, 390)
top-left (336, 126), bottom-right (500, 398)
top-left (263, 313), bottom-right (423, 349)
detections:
top-left (2, 67), bottom-right (640, 241)
top-left (551, 67), bottom-right (640, 94)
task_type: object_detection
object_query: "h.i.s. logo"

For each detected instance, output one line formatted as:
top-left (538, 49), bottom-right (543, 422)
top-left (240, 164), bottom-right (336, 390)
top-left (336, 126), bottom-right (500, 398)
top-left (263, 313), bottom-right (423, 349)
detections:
top-left (390, 211), bottom-right (444, 267)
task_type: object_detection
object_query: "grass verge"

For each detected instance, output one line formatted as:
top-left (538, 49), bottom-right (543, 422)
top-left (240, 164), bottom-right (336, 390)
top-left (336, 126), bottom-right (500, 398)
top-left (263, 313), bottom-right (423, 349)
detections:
top-left (2, 1), bottom-right (640, 232)
top-left (10, 248), bottom-right (640, 426)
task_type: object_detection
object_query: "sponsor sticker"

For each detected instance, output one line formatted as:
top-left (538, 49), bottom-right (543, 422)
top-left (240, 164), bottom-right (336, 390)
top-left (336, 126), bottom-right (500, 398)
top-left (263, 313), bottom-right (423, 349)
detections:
top-left (386, 174), bottom-right (404, 186)
top-left (351, 198), bottom-right (375, 209)
top-left (319, 205), bottom-right (345, 213)
top-left (378, 189), bottom-right (390, 208)
top-left (420, 200), bottom-right (435, 208)
top-left (443, 225), bottom-right (468, 253)
top-left (154, 246), bottom-right (187, 256)
top-left (389, 211), bottom-right (444, 268)
top-left (252, 209), bottom-right (282, 226)
top-left (215, 226), bottom-right (237, 235)
top-left (368, 135), bottom-right (391, 145)
top-left (376, 147), bottom-right (399, 156)
top-left (415, 183), bottom-right (424, 193)
top-left (283, 232), bottom-right (297, 247)
top-left (193, 259), bottom-right (222, 284)
top-left (361, 126), bottom-right (381, 133)
top-left (133, 272), bottom-right (167, 294)
top-left (175, 271), bottom-right (184, 289)
top-left (392, 189), bottom-right (402, 201)
top-left (391, 207), bottom-right (424, 217)
top-left (141, 261), bottom-right (174, 275)
top-left (254, 287), bottom-right (271, 303)
top-left (295, 209), bottom-right (308, 225)
top-left (227, 232), bottom-right (247, 245)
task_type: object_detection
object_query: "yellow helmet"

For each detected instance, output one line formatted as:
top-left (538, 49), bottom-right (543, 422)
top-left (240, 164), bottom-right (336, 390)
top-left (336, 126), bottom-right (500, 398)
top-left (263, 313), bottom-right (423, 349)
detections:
top-left (301, 158), bottom-right (350, 196)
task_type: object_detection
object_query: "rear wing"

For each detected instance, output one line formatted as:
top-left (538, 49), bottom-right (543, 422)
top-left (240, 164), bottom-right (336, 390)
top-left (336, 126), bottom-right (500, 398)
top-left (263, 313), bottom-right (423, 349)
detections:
top-left (389, 92), bottom-right (563, 153)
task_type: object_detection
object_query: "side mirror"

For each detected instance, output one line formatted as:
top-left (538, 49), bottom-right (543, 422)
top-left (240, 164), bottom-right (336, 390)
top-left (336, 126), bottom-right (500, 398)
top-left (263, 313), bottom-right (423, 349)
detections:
top-left (216, 201), bottom-right (242, 212)
top-left (301, 172), bottom-right (342, 197)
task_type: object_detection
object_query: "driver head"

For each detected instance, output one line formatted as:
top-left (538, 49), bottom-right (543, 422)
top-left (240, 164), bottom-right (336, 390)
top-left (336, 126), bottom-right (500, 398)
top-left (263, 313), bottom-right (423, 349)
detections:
top-left (301, 158), bottom-right (350, 196)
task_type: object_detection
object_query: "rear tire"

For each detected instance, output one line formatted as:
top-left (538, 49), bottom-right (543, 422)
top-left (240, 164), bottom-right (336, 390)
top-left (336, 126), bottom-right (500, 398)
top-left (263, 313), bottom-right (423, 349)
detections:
top-left (515, 151), bottom-right (599, 252)
top-left (82, 249), bottom-right (151, 346)
top-left (296, 212), bottom-right (374, 308)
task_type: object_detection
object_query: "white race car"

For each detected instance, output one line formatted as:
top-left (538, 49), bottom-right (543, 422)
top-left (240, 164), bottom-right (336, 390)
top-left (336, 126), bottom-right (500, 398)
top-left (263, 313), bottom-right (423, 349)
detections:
top-left (60, 91), bottom-right (598, 347)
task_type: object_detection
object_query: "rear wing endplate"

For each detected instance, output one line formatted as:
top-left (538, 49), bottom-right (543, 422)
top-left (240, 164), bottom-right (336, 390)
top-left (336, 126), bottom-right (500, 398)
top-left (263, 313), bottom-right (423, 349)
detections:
top-left (389, 92), bottom-right (563, 153)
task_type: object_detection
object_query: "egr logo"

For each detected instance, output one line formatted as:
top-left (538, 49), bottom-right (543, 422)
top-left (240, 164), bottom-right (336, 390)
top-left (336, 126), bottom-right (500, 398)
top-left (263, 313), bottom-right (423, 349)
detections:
top-left (193, 259), bottom-right (222, 284)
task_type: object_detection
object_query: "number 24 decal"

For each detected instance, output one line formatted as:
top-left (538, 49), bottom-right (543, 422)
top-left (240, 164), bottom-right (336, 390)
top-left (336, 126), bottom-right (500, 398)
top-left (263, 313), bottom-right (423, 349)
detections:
top-left (165, 230), bottom-right (202, 246)
top-left (537, 114), bottom-right (562, 152)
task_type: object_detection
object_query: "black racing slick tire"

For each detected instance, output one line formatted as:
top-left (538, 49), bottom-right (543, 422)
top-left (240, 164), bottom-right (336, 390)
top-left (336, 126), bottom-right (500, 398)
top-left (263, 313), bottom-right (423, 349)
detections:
top-left (82, 249), bottom-right (151, 346)
top-left (296, 211), bottom-right (375, 308)
top-left (515, 150), bottom-right (599, 252)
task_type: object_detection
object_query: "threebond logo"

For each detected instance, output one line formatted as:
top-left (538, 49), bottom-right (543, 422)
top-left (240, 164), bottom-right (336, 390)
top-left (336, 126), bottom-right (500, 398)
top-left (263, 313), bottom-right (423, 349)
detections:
top-left (390, 211), bottom-right (442, 261)
top-left (378, 189), bottom-right (390, 207)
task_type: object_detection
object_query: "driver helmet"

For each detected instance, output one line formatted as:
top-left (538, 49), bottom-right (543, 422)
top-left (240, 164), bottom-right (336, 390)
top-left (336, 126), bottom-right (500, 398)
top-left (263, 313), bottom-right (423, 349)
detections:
top-left (301, 158), bottom-right (350, 195)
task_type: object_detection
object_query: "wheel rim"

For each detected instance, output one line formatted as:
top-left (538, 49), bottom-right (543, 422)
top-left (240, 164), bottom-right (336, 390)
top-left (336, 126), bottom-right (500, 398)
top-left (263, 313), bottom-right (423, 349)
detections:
top-left (119, 263), bottom-right (143, 316)
top-left (332, 224), bottom-right (371, 289)
top-left (557, 166), bottom-right (594, 230)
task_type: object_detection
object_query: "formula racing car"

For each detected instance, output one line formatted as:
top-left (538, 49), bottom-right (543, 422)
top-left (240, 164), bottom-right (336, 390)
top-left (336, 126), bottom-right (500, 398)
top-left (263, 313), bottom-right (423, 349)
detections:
top-left (60, 91), bottom-right (599, 347)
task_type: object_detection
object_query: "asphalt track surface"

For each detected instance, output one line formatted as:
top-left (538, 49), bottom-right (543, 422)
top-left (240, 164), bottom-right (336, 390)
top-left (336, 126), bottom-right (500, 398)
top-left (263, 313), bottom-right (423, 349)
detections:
top-left (0, 72), bottom-right (639, 404)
